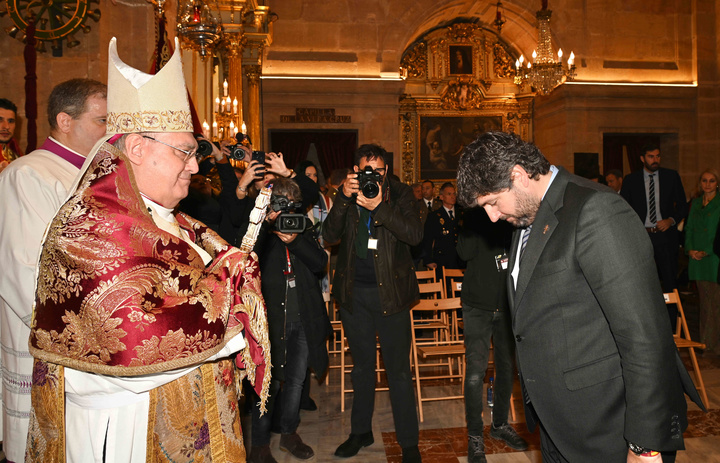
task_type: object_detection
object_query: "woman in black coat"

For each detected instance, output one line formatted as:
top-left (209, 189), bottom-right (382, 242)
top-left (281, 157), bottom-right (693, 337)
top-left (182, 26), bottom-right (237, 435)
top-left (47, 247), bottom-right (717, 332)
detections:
top-left (248, 177), bottom-right (331, 463)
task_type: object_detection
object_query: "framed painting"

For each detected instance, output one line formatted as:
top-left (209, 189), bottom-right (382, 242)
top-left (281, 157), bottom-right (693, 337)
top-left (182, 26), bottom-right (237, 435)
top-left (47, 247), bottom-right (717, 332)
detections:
top-left (419, 115), bottom-right (502, 180)
top-left (449, 45), bottom-right (473, 75)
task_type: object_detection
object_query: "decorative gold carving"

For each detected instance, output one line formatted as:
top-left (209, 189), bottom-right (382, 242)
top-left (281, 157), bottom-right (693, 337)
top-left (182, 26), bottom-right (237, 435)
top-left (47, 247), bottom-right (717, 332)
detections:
top-left (400, 42), bottom-right (428, 79)
top-left (448, 23), bottom-right (479, 42)
top-left (440, 79), bottom-right (484, 110)
top-left (493, 42), bottom-right (515, 78)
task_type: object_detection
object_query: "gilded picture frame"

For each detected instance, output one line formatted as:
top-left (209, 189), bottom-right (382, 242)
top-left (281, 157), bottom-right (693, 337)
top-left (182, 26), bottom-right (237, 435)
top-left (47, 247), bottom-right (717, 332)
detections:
top-left (419, 115), bottom-right (502, 180)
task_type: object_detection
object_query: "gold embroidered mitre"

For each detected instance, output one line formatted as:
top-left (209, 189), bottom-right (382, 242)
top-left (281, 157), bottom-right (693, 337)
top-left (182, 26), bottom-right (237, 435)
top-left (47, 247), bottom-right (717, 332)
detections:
top-left (106, 37), bottom-right (193, 134)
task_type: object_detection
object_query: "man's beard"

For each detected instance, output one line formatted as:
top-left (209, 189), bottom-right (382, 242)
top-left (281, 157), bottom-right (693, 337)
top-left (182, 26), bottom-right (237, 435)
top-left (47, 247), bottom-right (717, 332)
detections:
top-left (643, 161), bottom-right (660, 172)
top-left (503, 188), bottom-right (540, 229)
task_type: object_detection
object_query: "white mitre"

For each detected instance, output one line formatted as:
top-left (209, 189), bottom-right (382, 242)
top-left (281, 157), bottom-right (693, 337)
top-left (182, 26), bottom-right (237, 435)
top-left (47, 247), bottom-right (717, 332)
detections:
top-left (106, 37), bottom-right (193, 134)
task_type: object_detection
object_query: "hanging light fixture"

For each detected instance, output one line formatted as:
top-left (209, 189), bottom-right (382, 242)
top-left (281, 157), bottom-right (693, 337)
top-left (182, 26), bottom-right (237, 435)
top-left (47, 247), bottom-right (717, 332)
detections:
top-left (493, 1), bottom-right (506, 33)
top-left (514, 0), bottom-right (576, 95)
top-left (176, 0), bottom-right (222, 59)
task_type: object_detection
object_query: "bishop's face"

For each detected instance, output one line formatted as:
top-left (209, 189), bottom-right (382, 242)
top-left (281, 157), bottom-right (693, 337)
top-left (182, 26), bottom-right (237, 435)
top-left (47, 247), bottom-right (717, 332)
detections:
top-left (139, 132), bottom-right (199, 208)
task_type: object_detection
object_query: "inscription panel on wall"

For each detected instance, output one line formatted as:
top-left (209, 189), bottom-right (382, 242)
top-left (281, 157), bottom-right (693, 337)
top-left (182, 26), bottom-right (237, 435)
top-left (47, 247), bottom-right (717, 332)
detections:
top-left (281, 108), bottom-right (351, 123)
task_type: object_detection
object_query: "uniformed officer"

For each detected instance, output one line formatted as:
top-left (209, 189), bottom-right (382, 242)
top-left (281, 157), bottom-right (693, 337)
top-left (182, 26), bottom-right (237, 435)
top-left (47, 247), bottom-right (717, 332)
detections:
top-left (423, 181), bottom-right (464, 277)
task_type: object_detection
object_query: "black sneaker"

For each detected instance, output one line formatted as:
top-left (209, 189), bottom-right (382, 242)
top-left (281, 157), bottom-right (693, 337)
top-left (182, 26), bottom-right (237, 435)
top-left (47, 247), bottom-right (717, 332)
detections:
top-left (467, 435), bottom-right (487, 463)
top-left (489, 423), bottom-right (529, 451)
top-left (334, 432), bottom-right (374, 458)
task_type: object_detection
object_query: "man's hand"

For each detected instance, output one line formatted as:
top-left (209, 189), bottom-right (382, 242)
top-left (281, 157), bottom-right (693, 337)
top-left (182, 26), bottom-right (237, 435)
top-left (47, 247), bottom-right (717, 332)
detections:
top-left (342, 171), bottom-right (359, 197)
top-left (274, 230), bottom-right (298, 244)
top-left (656, 218), bottom-right (674, 232)
top-left (426, 263), bottom-right (437, 269)
top-left (627, 449), bottom-right (661, 463)
top-left (356, 188), bottom-right (382, 211)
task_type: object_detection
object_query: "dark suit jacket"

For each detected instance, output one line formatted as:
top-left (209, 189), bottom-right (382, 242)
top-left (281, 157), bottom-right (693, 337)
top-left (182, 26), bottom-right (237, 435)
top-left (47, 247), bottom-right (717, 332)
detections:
top-left (422, 206), bottom-right (464, 270)
top-left (620, 167), bottom-right (688, 226)
top-left (508, 167), bottom-right (703, 462)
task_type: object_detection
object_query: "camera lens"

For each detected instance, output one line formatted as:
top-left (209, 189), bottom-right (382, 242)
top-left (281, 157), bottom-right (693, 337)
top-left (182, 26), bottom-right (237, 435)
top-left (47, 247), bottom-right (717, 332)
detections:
top-left (362, 182), bottom-right (380, 198)
top-left (197, 139), bottom-right (213, 157)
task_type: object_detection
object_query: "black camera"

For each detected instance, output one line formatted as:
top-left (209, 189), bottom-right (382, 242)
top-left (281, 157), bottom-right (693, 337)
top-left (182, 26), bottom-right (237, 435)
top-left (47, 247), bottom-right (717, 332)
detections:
top-left (193, 135), bottom-right (215, 159)
top-left (228, 133), bottom-right (253, 160)
top-left (228, 143), bottom-right (248, 161)
top-left (356, 166), bottom-right (383, 198)
top-left (270, 194), bottom-right (307, 233)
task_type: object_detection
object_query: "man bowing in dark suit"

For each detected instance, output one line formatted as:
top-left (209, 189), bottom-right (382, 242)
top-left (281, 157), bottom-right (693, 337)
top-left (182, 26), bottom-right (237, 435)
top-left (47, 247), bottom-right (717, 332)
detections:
top-left (456, 132), bottom-right (703, 463)
top-left (620, 145), bottom-right (688, 326)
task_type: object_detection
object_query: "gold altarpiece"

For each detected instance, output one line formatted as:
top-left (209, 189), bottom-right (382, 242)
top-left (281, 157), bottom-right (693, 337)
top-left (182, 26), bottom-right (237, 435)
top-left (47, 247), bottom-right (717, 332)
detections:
top-left (399, 22), bottom-right (534, 184)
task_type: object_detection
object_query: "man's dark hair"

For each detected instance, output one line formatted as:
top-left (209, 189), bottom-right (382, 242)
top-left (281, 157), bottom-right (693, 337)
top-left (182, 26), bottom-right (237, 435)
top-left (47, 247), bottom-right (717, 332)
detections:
top-left (605, 169), bottom-right (623, 179)
top-left (0, 98), bottom-right (18, 115)
top-left (421, 179), bottom-right (434, 188)
top-left (457, 131), bottom-right (550, 207)
top-left (271, 176), bottom-right (302, 203)
top-left (440, 181), bottom-right (455, 192)
top-left (640, 143), bottom-right (660, 156)
top-left (354, 143), bottom-right (386, 166)
top-left (48, 79), bottom-right (107, 131)
top-left (329, 168), bottom-right (349, 186)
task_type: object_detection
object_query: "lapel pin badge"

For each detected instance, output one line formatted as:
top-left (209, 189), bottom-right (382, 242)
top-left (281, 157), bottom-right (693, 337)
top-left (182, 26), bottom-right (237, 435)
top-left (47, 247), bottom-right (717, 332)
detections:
top-left (543, 224), bottom-right (549, 234)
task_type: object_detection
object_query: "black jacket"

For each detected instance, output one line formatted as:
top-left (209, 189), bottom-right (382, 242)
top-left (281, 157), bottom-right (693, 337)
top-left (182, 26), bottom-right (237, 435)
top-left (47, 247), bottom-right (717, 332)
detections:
top-left (255, 225), bottom-right (331, 380)
top-left (456, 208), bottom-right (512, 311)
top-left (322, 178), bottom-right (422, 316)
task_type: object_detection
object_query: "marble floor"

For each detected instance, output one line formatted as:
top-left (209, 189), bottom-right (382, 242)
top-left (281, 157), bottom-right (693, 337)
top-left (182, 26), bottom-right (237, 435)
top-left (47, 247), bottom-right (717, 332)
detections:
top-left (248, 290), bottom-right (720, 462)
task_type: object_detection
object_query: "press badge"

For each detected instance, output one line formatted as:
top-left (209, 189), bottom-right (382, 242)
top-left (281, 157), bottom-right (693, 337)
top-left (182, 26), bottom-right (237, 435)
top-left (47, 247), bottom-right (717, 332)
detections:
top-left (287, 274), bottom-right (296, 288)
top-left (368, 238), bottom-right (378, 250)
top-left (495, 253), bottom-right (509, 271)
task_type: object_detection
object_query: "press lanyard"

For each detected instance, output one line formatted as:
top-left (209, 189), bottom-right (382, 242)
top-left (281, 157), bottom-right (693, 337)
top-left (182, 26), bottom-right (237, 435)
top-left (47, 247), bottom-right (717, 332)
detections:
top-left (283, 247), bottom-right (293, 275)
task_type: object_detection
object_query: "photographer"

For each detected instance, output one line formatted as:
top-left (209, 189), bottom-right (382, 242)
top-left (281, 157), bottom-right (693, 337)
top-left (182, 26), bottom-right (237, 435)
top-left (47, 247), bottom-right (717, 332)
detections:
top-left (248, 177), bottom-right (331, 463)
top-left (322, 144), bottom-right (422, 463)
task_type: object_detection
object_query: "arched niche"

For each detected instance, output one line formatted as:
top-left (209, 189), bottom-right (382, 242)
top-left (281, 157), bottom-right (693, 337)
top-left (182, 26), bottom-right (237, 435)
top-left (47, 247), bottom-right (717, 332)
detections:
top-left (398, 20), bottom-right (534, 184)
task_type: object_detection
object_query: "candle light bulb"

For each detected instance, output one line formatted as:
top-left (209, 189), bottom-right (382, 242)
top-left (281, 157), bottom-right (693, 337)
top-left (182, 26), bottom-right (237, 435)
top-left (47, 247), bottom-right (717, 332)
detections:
top-left (241, 122), bottom-right (247, 134)
top-left (233, 98), bottom-right (238, 115)
top-left (214, 97), bottom-right (220, 113)
top-left (558, 48), bottom-right (563, 60)
top-left (568, 51), bottom-right (575, 66)
top-left (515, 59), bottom-right (520, 69)
top-left (223, 80), bottom-right (228, 97)
top-left (519, 54), bottom-right (524, 65)
top-left (532, 50), bottom-right (537, 60)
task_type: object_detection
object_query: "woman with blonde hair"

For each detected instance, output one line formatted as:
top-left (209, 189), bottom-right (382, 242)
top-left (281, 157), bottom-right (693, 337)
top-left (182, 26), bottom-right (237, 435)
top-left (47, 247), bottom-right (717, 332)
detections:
top-left (685, 168), bottom-right (720, 352)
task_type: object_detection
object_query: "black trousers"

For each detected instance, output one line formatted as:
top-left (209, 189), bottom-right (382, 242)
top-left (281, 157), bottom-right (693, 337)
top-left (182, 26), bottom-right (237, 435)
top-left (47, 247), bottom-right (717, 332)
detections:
top-left (340, 286), bottom-right (419, 448)
top-left (649, 229), bottom-right (680, 327)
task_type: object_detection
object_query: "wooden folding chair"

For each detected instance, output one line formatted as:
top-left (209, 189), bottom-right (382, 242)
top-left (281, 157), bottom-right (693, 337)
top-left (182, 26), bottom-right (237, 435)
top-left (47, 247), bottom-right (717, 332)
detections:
top-left (665, 289), bottom-right (709, 409)
top-left (415, 268), bottom-right (437, 284)
top-left (441, 267), bottom-right (465, 340)
top-left (441, 267), bottom-right (465, 298)
top-left (410, 297), bottom-right (465, 422)
top-left (418, 281), bottom-right (445, 299)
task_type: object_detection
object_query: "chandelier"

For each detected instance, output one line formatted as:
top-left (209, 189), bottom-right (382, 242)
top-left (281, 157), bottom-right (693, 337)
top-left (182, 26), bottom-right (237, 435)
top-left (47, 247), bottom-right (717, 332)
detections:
top-left (176, 0), bottom-right (222, 59)
top-left (514, 1), bottom-right (576, 95)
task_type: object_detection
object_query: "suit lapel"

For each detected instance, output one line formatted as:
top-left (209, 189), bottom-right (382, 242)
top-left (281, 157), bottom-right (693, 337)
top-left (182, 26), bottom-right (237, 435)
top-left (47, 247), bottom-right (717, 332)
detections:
top-left (512, 169), bottom-right (568, 312)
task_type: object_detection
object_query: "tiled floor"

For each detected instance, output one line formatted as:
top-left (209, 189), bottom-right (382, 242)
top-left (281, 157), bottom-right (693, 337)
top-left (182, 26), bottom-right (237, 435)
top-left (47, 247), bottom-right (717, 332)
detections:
top-left (247, 289), bottom-right (720, 462)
